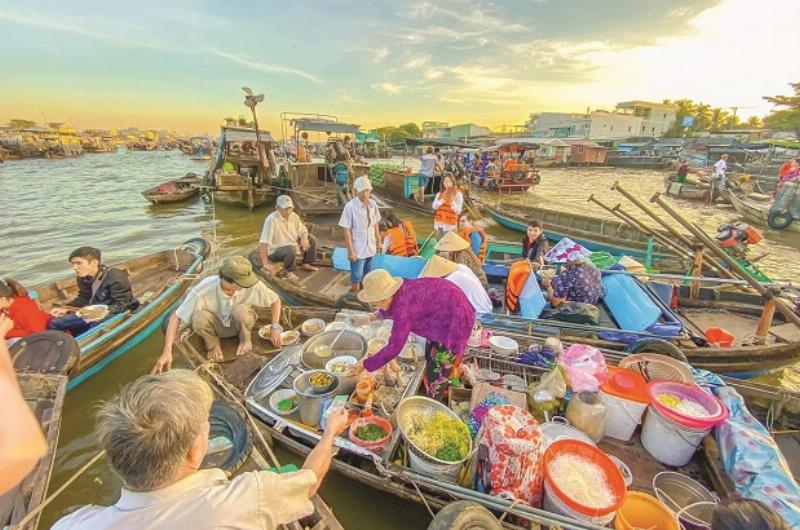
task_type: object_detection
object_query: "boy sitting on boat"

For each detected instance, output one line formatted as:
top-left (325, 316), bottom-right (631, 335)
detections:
top-left (152, 256), bottom-right (282, 371)
top-left (48, 247), bottom-right (139, 336)
top-left (51, 369), bottom-right (348, 530)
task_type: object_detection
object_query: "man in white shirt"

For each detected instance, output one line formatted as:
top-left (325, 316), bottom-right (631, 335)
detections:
top-left (339, 176), bottom-right (382, 293)
top-left (51, 369), bottom-right (348, 530)
top-left (151, 256), bottom-right (282, 372)
top-left (420, 255), bottom-right (492, 314)
top-left (259, 195), bottom-right (317, 282)
top-left (710, 153), bottom-right (729, 204)
top-left (417, 146), bottom-right (442, 202)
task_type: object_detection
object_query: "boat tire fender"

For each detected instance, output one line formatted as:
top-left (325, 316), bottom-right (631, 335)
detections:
top-left (427, 500), bottom-right (502, 530)
top-left (531, 172), bottom-right (540, 185)
top-left (202, 400), bottom-right (252, 474)
top-left (767, 210), bottom-right (794, 230)
top-left (181, 237), bottom-right (210, 259)
top-left (624, 339), bottom-right (688, 363)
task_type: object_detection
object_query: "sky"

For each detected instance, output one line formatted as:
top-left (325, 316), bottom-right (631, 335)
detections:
top-left (1, 0), bottom-right (798, 135)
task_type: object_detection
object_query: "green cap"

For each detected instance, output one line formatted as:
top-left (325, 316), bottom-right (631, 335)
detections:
top-left (220, 256), bottom-right (259, 288)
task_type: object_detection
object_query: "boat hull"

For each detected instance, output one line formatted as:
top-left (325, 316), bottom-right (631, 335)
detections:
top-left (729, 191), bottom-right (800, 233)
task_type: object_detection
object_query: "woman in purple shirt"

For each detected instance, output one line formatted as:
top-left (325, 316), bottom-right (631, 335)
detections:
top-left (350, 269), bottom-right (475, 401)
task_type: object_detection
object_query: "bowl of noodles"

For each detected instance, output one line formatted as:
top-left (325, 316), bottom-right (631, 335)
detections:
top-left (76, 304), bottom-right (109, 322)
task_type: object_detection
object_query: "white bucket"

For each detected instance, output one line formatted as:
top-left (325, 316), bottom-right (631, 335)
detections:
top-left (599, 390), bottom-right (647, 441)
top-left (542, 481), bottom-right (616, 526)
top-left (408, 446), bottom-right (462, 482)
top-left (641, 405), bottom-right (710, 467)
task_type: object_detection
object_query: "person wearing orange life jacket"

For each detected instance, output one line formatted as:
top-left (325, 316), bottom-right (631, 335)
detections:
top-left (457, 213), bottom-right (487, 263)
top-left (382, 214), bottom-right (419, 257)
top-left (432, 174), bottom-right (463, 233)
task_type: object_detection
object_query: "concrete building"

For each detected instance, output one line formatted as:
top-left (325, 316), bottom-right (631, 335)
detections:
top-left (615, 101), bottom-right (676, 137)
top-left (422, 121), bottom-right (491, 139)
top-left (527, 100), bottom-right (677, 140)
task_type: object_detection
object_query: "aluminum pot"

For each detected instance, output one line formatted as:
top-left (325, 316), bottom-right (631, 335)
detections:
top-left (293, 371), bottom-right (341, 427)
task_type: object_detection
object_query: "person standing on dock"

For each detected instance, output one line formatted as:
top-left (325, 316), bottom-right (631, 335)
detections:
top-left (50, 370), bottom-right (348, 530)
top-left (339, 176), bottom-right (382, 294)
top-left (348, 269), bottom-right (475, 401)
top-left (259, 195), bottom-right (318, 282)
top-left (152, 256), bottom-right (282, 371)
top-left (432, 174), bottom-right (463, 233)
top-left (709, 153), bottom-right (729, 204)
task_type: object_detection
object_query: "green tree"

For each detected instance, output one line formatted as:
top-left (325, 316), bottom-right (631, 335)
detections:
top-left (664, 99), bottom-right (696, 137)
top-left (7, 118), bottom-right (37, 130)
top-left (397, 122), bottom-right (421, 137)
top-left (692, 104), bottom-right (712, 133)
top-left (746, 116), bottom-right (762, 128)
top-left (709, 108), bottom-right (730, 131)
top-left (763, 82), bottom-right (800, 138)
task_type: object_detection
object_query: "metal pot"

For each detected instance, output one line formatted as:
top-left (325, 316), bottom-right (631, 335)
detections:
top-left (302, 330), bottom-right (367, 369)
top-left (293, 371), bottom-right (341, 427)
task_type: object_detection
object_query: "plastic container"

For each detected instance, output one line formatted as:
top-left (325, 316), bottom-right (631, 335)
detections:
top-left (565, 392), bottom-right (605, 443)
top-left (348, 416), bottom-right (393, 453)
top-left (599, 367), bottom-right (649, 441)
top-left (704, 327), bottom-right (735, 348)
top-left (543, 440), bottom-right (626, 525)
top-left (641, 382), bottom-right (728, 466)
top-left (614, 491), bottom-right (679, 530)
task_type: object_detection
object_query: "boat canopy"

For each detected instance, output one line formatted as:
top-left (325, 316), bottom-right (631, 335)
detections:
top-left (220, 126), bottom-right (275, 144)
top-left (767, 139), bottom-right (800, 149)
top-left (292, 118), bottom-right (360, 134)
top-left (404, 137), bottom-right (471, 148)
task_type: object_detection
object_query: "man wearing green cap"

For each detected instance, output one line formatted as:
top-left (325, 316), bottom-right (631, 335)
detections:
top-left (152, 256), bottom-right (282, 372)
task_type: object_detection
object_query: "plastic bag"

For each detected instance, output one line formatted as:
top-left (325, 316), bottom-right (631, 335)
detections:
top-left (565, 391), bottom-right (605, 443)
top-left (527, 368), bottom-right (566, 423)
top-left (558, 343), bottom-right (608, 392)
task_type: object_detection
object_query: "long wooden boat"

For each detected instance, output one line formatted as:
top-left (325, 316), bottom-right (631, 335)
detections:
top-left (605, 155), bottom-right (667, 169)
top-left (28, 238), bottom-right (208, 389)
top-left (729, 190), bottom-right (800, 234)
top-left (0, 373), bottom-right (68, 530)
top-left (482, 202), bottom-right (681, 267)
top-left (175, 305), bottom-right (800, 530)
top-left (142, 174), bottom-right (200, 204)
top-left (376, 168), bottom-right (478, 218)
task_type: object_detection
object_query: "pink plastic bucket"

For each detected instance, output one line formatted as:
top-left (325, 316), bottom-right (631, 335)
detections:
top-left (647, 381), bottom-right (727, 430)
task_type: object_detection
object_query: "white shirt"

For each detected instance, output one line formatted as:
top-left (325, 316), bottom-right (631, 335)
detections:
top-left (51, 468), bottom-right (317, 530)
top-left (432, 190), bottom-right (464, 231)
top-left (419, 154), bottom-right (437, 177)
top-left (175, 276), bottom-right (279, 327)
top-left (338, 197), bottom-right (381, 259)
top-left (713, 159), bottom-right (727, 176)
top-left (260, 210), bottom-right (308, 250)
top-left (446, 264), bottom-right (493, 314)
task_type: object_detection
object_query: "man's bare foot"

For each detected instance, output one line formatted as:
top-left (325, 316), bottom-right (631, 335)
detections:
top-left (207, 345), bottom-right (224, 362)
top-left (284, 271), bottom-right (300, 282)
top-left (301, 263), bottom-right (318, 272)
top-left (262, 263), bottom-right (279, 276)
top-left (236, 340), bottom-right (253, 356)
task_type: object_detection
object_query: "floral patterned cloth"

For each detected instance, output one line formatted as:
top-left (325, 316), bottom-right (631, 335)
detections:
top-left (552, 263), bottom-right (602, 305)
top-left (422, 341), bottom-right (461, 401)
top-left (474, 405), bottom-right (543, 507)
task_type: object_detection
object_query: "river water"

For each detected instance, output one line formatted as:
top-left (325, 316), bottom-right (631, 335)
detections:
top-left (1, 151), bottom-right (797, 528)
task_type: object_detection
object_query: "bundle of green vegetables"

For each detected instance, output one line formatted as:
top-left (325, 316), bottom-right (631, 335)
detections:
top-left (406, 411), bottom-right (471, 462)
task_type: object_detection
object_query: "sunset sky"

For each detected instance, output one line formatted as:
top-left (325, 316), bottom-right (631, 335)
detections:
top-left (1, 0), bottom-right (798, 135)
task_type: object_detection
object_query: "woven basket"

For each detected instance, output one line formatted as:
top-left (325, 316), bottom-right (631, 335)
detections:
top-left (619, 353), bottom-right (694, 384)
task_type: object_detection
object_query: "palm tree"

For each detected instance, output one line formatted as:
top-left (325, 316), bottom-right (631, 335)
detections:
top-left (746, 116), bottom-right (762, 128)
top-left (710, 108), bottom-right (729, 131)
top-left (693, 104), bottom-right (712, 132)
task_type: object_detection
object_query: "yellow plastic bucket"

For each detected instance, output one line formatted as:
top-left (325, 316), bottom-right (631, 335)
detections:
top-left (615, 491), bottom-right (679, 530)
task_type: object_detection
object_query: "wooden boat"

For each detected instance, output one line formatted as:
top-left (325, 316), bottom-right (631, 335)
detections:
top-left (730, 190), bottom-right (800, 234)
top-left (0, 373), bottom-right (68, 530)
top-left (29, 239), bottom-right (208, 389)
top-left (663, 175), bottom-right (731, 204)
top-left (482, 202), bottom-right (682, 268)
top-left (142, 174), bottom-right (200, 204)
top-left (376, 168), bottom-right (478, 218)
top-left (174, 305), bottom-right (800, 530)
top-left (605, 155), bottom-right (667, 169)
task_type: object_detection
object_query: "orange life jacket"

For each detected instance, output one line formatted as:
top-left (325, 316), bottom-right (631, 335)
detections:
top-left (434, 192), bottom-right (459, 226)
top-left (505, 260), bottom-right (532, 314)
top-left (458, 226), bottom-right (487, 263)
top-left (386, 221), bottom-right (419, 257)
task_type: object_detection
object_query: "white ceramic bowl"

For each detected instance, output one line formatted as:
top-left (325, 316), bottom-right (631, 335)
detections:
top-left (324, 321), bottom-right (346, 332)
top-left (269, 388), bottom-right (298, 416)
top-left (325, 355), bottom-right (358, 374)
top-left (301, 318), bottom-right (325, 337)
top-left (489, 335), bottom-right (519, 356)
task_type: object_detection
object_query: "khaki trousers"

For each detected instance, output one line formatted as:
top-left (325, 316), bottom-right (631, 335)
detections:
top-left (191, 305), bottom-right (256, 350)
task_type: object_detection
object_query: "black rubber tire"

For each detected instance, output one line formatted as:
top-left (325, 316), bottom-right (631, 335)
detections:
top-left (427, 501), bottom-right (502, 530)
top-left (10, 331), bottom-right (80, 376)
top-left (531, 173), bottom-right (541, 185)
top-left (181, 237), bottom-right (210, 259)
top-left (624, 339), bottom-right (689, 363)
top-left (768, 210), bottom-right (794, 230)
top-left (201, 400), bottom-right (252, 474)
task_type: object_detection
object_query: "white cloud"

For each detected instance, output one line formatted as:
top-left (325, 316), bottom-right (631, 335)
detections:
top-left (404, 54), bottom-right (431, 70)
top-left (373, 47), bottom-right (389, 63)
top-left (372, 82), bottom-right (403, 95)
top-left (210, 48), bottom-right (323, 83)
top-left (337, 90), bottom-right (365, 104)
